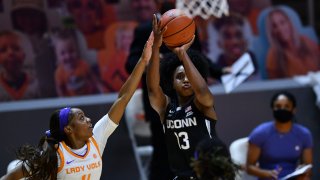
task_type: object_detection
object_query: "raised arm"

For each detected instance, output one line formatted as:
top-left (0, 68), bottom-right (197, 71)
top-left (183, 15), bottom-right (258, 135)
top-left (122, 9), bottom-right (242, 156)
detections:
top-left (173, 41), bottom-right (216, 119)
top-left (108, 36), bottom-right (153, 124)
top-left (146, 14), bottom-right (168, 121)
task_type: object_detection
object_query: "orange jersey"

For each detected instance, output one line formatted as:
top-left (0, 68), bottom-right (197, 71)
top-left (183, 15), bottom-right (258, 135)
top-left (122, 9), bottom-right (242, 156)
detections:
top-left (98, 51), bottom-right (129, 92)
top-left (0, 73), bottom-right (40, 101)
top-left (267, 36), bottom-right (320, 79)
top-left (98, 21), bottom-right (137, 93)
top-left (247, 8), bottom-right (260, 35)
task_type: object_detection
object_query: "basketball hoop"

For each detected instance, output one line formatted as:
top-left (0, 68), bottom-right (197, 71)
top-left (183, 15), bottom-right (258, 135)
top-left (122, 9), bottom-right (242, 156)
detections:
top-left (176, 0), bottom-right (229, 19)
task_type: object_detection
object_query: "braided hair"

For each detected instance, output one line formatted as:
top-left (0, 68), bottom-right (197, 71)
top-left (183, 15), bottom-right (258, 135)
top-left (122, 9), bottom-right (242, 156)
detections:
top-left (16, 108), bottom-right (73, 179)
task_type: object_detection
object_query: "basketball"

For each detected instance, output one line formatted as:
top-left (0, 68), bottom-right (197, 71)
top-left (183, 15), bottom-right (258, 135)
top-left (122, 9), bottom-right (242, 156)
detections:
top-left (160, 9), bottom-right (195, 48)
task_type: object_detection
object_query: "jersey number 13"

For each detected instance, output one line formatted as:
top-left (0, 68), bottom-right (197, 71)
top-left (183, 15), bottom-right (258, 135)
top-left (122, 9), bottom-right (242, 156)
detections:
top-left (174, 132), bottom-right (190, 150)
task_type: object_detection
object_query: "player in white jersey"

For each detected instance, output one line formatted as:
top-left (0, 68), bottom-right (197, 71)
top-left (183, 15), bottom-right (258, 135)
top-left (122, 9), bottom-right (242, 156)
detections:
top-left (0, 33), bottom-right (154, 180)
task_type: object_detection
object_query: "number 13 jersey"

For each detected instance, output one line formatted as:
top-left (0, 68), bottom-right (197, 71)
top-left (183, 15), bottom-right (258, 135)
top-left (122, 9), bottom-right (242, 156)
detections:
top-left (164, 99), bottom-right (217, 176)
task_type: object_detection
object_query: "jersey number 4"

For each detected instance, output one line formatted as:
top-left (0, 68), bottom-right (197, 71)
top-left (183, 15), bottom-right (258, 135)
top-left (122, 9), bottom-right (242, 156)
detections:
top-left (174, 132), bottom-right (190, 150)
top-left (82, 174), bottom-right (91, 180)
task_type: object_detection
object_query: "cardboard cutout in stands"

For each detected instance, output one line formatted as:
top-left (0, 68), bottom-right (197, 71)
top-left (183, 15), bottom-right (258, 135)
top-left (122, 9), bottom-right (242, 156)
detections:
top-left (253, 5), bottom-right (319, 79)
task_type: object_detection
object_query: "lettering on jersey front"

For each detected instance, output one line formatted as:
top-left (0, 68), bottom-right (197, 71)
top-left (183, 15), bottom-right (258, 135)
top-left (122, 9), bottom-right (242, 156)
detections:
top-left (166, 117), bottom-right (197, 129)
top-left (87, 161), bottom-right (101, 170)
top-left (66, 160), bottom-right (101, 174)
top-left (66, 166), bottom-right (85, 174)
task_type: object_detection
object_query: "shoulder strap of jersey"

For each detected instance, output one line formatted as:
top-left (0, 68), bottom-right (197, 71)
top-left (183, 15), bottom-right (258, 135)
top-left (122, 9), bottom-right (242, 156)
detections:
top-left (90, 137), bottom-right (101, 157)
top-left (57, 144), bottom-right (65, 173)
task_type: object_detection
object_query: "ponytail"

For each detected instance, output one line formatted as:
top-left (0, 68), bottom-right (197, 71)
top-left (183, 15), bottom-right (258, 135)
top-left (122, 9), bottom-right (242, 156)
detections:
top-left (16, 136), bottom-right (59, 180)
top-left (15, 108), bottom-right (71, 179)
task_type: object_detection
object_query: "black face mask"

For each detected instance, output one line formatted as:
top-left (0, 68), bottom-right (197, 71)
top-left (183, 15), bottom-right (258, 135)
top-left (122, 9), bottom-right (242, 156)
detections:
top-left (273, 109), bottom-right (294, 123)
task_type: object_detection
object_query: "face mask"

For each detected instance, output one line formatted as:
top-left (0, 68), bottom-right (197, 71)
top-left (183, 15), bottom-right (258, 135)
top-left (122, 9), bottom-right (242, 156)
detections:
top-left (273, 109), bottom-right (293, 123)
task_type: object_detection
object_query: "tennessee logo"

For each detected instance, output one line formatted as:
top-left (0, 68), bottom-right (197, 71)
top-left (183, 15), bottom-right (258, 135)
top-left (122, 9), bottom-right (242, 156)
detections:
top-left (93, 154), bottom-right (97, 159)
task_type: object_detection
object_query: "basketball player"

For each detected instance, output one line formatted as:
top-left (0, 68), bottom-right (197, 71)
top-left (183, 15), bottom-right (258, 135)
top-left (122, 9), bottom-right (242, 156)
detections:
top-left (146, 15), bottom-right (225, 179)
top-left (0, 35), bottom-right (153, 180)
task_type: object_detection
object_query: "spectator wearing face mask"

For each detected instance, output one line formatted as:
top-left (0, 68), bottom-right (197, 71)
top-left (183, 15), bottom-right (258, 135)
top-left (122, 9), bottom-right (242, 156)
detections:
top-left (246, 91), bottom-right (313, 180)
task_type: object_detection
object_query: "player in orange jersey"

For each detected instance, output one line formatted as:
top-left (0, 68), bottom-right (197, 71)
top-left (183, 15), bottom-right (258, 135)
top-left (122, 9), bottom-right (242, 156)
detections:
top-left (0, 33), bottom-right (154, 180)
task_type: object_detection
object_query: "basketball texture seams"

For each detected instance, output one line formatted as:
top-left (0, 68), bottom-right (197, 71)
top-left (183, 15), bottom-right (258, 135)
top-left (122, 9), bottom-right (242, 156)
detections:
top-left (163, 16), bottom-right (194, 38)
top-left (160, 9), bottom-right (195, 48)
top-left (163, 19), bottom-right (195, 47)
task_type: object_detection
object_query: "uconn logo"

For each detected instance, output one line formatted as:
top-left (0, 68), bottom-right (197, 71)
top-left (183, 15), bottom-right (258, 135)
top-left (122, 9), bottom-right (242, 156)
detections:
top-left (166, 117), bottom-right (197, 129)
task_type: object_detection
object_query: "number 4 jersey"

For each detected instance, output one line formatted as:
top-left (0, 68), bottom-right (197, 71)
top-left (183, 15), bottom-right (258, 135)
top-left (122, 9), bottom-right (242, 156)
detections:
top-left (164, 99), bottom-right (217, 176)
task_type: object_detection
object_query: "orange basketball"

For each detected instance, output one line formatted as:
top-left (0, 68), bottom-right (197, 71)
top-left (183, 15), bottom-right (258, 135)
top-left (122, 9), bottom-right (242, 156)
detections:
top-left (160, 9), bottom-right (195, 48)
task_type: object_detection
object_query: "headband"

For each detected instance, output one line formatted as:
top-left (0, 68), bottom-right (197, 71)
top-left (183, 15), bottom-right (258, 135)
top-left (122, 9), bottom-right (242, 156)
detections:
top-left (59, 107), bottom-right (71, 135)
top-left (45, 130), bottom-right (51, 137)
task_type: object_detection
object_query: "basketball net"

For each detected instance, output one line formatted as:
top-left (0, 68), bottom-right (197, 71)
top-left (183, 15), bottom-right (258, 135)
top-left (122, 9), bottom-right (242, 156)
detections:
top-left (176, 0), bottom-right (229, 19)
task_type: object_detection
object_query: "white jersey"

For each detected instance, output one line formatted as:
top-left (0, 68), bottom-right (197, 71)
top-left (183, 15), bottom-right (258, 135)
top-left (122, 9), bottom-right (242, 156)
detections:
top-left (57, 114), bottom-right (118, 180)
top-left (57, 137), bottom-right (102, 179)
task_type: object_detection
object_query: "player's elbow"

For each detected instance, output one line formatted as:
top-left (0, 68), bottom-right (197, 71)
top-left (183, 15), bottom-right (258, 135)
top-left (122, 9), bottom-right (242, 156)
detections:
top-left (146, 84), bottom-right (159, 96)
top-left (196, 94), bottom-right (214, 107)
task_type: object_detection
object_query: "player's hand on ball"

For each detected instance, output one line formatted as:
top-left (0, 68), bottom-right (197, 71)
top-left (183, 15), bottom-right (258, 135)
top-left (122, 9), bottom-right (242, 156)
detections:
top-left (172, 35), bottom-right (195, 55)
top-left (181, 35), bottom-right (195, 50)
top-left (152, 14), bottom-right (166, 48)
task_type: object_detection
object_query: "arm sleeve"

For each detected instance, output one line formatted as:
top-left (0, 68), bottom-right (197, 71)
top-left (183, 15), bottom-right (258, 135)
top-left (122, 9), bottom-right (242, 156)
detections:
top-left (248, 124), bottom-right (266, 147)
top-left (93, 114), bottom-right (118, 154)
top-left (302, 127), bottom-right (313, 149)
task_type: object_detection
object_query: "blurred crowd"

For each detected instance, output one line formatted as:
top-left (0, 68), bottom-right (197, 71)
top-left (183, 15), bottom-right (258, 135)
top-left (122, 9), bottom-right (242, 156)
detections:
top-left (0, 0), bottom-right (318, 102)
top-left (0, 0), bottom-right (316, 179)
